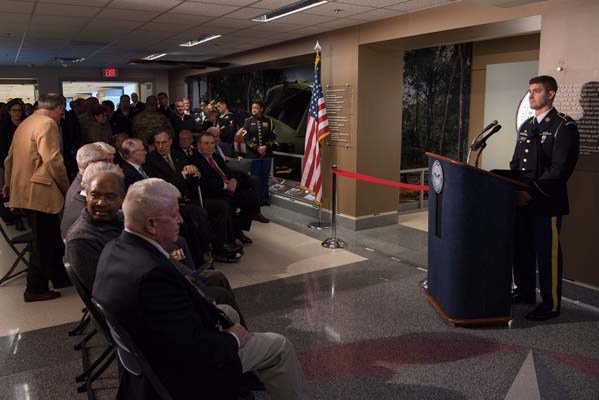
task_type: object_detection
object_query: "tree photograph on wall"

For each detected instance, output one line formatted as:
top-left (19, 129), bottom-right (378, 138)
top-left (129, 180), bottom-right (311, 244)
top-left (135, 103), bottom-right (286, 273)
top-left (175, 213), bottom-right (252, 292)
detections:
top-left (401, 43), bottom-right (473, 169)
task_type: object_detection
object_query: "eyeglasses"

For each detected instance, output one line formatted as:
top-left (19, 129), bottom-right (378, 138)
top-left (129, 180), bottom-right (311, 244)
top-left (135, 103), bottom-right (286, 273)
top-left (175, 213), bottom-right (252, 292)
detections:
top-left (9, 108), bottom-right (22, 113)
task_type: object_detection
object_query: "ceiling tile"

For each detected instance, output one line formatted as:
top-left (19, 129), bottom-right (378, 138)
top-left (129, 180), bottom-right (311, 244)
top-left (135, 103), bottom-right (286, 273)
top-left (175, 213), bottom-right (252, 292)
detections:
top-left (0, 13), bottom-right (30, 24)
top-left (240, 20), bottom-right (302, 33)
top-left (109, 0), bottom-right (183, 12)
top-left (152, 12), bottom-right (212, 25)
top-left (351, 8), bottom-right (406, 20)
top-left (303, 2), bottom-right (375, 17)
top-left (199, 17), bottom-right (257, 28)
top-left (31, 15), bottom-right (88, 26)
top-left (138, 22), bottom-right (196, 34)
top-left (28, 23), bottom-right (83, 34)
top-left (34, 3), bottom-right (102, 17)
top-left (86, 20), bottom-right (144, 31)
top-left (337, 0), bottom-right (405, 6)
top-left (314, 17), bottom-right (361, 29)
top-left (170, 2), bottom-right (239, 16)
top-left (187, 0), bottom-right (256, 5)
top-left (386, 0), bottom-right (453, 12)
top-left (0, 0), bottom-right (35, 14)
top-left (37, 0), bottom-right (111, 5)
top-left (95, 8), bottom-right (161, 22)
top-left (287, 25), bottom-right (332, 35)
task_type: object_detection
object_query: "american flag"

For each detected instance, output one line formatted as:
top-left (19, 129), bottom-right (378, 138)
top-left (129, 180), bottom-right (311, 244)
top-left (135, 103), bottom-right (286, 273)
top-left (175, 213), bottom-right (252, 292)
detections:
top-left (301, 52), bottom-right (330, 203)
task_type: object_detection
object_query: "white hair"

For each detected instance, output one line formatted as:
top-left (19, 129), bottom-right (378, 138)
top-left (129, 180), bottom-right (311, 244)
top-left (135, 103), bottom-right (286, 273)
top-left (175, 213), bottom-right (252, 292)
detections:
top-left (81, 162), bottom-right (124, 192)
top-left (122, 178), bottom-right (180, 228)
top-left (75, 142), bottom-right (116, 169)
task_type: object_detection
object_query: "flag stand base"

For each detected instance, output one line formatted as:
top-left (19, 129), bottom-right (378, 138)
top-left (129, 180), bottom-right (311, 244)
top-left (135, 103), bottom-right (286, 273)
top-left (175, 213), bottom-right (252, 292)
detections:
top-left (321, 237), bottom-right (346, 249)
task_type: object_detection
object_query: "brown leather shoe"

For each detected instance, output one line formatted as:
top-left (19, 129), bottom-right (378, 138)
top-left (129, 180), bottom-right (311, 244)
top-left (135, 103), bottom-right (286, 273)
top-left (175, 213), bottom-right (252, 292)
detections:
top-left (253, 213), bottom-right (270, 223)
top-left (24, 290), bottom-right (61, 303)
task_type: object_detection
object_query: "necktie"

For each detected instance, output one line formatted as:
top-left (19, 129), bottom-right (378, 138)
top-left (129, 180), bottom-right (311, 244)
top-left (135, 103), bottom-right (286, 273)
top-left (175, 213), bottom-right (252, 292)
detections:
top-left (164, 154), bottom-right (176, 171)
top-left (208, 157), bottom-right (227, 183)
top-left (138, 166), bottom-right (148, 179)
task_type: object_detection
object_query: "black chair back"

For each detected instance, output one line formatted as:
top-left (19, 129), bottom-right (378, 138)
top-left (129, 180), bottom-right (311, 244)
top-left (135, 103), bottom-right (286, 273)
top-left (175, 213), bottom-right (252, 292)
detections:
top-left (0, 221), bottom-right (32, 285)
top-left (64, 262), bottom-right (114, 345)
top-left (91, 298), bottom-right (174, 400)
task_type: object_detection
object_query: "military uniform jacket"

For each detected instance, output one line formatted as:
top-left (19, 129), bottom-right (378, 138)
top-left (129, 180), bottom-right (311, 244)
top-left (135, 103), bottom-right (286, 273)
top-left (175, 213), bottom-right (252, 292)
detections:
top-left (510, 108), bottom-right (579, 215)
top-left (241, 115), bottom-right (276, 159)
top-left (218, 112), bottom-right (237, 144)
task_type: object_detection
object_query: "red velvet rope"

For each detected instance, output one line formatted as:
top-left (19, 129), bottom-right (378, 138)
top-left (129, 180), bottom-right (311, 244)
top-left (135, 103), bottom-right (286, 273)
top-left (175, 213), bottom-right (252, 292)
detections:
top-left (332, 168), bottom-right (429, 191)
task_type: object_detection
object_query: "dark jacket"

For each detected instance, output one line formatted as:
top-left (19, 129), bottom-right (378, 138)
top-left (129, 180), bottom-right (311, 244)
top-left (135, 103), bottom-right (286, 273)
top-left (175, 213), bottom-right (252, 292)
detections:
top-left (92, 231), bottom-right (241, 400)
top-left (110, 109), bottom-right (132, 135)
top-left (65, 209), bottom-right (123, 291)
top-left (118, 160), bottom-right (146, 191)
top-left (191, 153), bottom-right (233, 199)
top-left (144, 149), bottom-right (199, 202)
top-left (510, 108), bottom-right (579, 215)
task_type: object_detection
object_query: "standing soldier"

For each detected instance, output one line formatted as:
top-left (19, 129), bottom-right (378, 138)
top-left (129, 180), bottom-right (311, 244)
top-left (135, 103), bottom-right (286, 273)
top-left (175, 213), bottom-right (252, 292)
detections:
top-left (241, 100), bottom-right (276, 206)
top-left (510, 75), bottom-right (579, 321)
top-left (216, 98), bottom-right (237, 144)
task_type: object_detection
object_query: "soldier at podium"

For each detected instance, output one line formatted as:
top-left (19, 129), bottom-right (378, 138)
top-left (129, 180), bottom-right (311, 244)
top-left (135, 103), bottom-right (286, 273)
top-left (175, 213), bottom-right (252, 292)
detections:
top-left (510, 75), bottom-right (579, 321)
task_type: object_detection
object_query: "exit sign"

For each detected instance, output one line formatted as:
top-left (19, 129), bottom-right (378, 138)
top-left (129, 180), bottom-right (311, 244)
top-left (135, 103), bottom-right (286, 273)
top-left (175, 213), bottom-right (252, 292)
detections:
top-left (102, 67), bottom-right (118, 78)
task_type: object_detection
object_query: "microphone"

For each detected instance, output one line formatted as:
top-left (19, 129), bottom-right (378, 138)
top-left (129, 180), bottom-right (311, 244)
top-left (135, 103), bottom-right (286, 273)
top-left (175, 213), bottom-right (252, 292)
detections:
top-left (471, 124), bottom-right (502, 151)
top-left (480, 120), bottom-right (498, 134)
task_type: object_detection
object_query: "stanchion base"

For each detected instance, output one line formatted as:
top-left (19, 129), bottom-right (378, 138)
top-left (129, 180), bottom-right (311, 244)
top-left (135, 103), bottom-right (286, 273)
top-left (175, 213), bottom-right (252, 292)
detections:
top-left (321, 237), bottom-right (346, 249)
top-left (308, 222), bottom-right (331, 230)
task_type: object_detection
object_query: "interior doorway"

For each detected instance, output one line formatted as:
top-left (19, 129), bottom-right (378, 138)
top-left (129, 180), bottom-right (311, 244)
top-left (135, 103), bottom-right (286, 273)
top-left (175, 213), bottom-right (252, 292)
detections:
top-left (61, 81), bottom-right (140, 110)
top-left (0, 80), bottom-right (38, 104)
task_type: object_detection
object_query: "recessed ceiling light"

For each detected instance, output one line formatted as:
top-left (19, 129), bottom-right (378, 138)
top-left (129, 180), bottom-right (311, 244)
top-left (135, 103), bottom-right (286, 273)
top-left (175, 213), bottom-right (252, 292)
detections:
top-left (179, 34), bottom-right (222, 47)
top-left (252, 0), bottom-right (328, 23)
top-left (143, 53), bottom-right (167, 61)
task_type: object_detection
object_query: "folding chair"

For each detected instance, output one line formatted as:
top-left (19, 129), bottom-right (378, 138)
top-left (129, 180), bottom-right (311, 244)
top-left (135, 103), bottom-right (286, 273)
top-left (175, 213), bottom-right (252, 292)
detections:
top-left (0, 222), bottom-right (31, 285)
top-left (92, 298), bottom-right (174, 400)
top-left (64, 262), bottom-right (116, 399)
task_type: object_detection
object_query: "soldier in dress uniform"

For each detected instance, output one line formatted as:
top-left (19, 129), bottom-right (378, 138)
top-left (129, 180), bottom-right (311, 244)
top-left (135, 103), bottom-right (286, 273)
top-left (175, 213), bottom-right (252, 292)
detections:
top-left (216, 98), bottom-right (237, 144)
top-left (510, 75), bottom-right (580, 321)
top-left (240, 100), bottom-right (276, 205)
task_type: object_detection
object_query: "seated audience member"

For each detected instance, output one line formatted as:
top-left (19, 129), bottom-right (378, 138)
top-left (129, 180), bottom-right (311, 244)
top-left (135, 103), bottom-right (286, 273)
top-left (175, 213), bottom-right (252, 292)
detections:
top-left (66, 164), bottom-right (245, 324)
top-left (85, 106), bottom-right (113, 144)
top-left (201, 105), bottom-right (219, 131)
top-left (93, 179), bottom-right (306, 400)
top-left (208, 127), bottom-right (270, 224)
top-left (178, 129), bottom-right (197, 159)
top-left (112, 132), bottom-right (129, 165)
top-left (120, 137), bottom-right (241, 263)
top-left (192, 132), bottom-right (260, 244)
top-left (61, 142), bottom-right (115, 238)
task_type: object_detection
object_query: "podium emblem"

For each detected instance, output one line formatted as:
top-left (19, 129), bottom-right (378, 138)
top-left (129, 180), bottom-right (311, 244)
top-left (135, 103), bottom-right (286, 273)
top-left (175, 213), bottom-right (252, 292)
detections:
top-left (431, 160), bottom-right (444, 194)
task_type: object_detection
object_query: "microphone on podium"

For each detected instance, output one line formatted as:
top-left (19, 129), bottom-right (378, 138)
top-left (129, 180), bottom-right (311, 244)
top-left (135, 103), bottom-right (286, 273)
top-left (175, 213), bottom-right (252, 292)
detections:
top-left (471, 124), bottom-right (502, 151)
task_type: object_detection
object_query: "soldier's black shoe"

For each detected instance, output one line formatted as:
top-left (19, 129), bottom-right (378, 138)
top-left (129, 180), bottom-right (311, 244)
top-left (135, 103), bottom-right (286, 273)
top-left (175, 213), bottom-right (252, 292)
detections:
top-left (511, 292), bottom-right (536, 305)
top-left (525, 305), bottom-right (560, 321)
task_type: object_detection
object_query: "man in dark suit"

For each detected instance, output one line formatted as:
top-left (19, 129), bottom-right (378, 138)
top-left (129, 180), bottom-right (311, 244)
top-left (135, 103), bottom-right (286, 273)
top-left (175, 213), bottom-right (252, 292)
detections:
top-left (93, 179), bottom-right (306, 400)
top-left (133, 134), bottom-right (241, 261)
top-left (110, 94), bottom-right (132, 135)
top-left (170, 100), bottom-right (196, 135)
top-left (192, 132), bottom-right (261, 244)
top-left (178, 129), bottom-right (198, 160)
top-left (130, 92), bottom-right (144, 117)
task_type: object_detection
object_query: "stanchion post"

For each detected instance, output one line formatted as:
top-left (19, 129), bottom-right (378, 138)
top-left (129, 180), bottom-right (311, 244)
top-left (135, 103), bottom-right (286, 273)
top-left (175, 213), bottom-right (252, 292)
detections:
top-left (322, 164), bottom-right (346, 249)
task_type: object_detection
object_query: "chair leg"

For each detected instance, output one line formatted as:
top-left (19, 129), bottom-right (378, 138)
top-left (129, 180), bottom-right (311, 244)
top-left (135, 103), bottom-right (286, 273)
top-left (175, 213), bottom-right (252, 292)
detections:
top-left (76, 346), bottom-right (115, 382)
top-left (69, 310), bottom-right (90, 336)
top-left (74, 329), bottom-right (97, 351)
top-left (0, 259), bottom-right (27, 285)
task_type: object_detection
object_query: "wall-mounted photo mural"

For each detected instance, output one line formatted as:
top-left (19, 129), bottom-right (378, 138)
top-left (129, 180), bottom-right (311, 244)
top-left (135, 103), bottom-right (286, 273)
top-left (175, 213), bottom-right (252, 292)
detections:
top-left (401, 43), bottom-right (473, 169)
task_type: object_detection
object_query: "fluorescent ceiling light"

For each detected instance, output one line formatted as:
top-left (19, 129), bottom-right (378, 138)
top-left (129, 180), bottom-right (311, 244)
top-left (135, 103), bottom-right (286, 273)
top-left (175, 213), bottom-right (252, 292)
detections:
top-left (179, 34), bottom-right (222, 47)
top-left (143, 53), bottom-right (167, 61)
top-left (252, 0), bottom-right (328, 23)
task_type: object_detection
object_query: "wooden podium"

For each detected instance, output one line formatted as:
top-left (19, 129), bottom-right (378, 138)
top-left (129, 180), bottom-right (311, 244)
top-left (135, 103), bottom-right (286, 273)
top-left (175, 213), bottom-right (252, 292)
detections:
top-left (425, 153), bottom-right (526, 327)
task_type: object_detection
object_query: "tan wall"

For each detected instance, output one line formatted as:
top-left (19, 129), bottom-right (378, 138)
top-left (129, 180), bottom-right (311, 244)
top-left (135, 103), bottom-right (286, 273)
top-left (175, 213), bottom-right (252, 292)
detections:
top-left (0, 66), bottom-right (169, 98)
top-left (468, 34), bottom-right (541, 146)
top-left (537, 0), bottom-right (599, 286)
top-left (356, 44), bottom-right (404, 217)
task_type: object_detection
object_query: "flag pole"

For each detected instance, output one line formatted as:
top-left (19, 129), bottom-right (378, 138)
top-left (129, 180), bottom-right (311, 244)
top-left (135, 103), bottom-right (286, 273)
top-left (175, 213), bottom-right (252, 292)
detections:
top-left (307, 39), bottom-right (331, 230)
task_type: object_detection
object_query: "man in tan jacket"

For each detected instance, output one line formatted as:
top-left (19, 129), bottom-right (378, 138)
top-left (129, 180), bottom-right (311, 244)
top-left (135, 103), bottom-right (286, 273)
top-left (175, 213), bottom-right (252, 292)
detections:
top-left (3, 93), bottom-right (71, 302)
